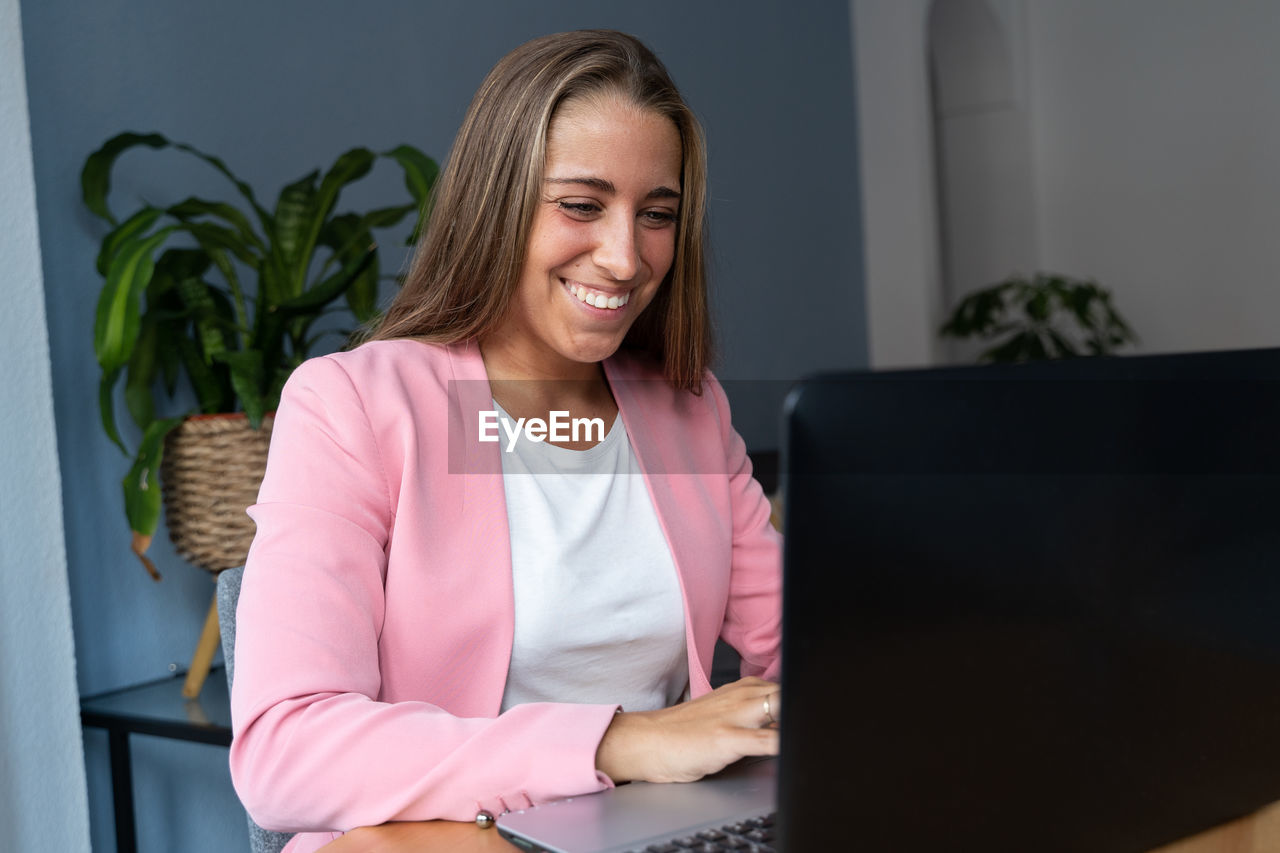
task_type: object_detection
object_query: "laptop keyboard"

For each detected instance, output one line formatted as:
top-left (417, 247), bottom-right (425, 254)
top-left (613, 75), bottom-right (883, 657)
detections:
top-left (626, 812), bottom-right (776, 853)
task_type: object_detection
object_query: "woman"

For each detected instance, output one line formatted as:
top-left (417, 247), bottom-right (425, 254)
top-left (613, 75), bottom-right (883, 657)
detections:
top-left (230, 30), bottom-right (781, 852)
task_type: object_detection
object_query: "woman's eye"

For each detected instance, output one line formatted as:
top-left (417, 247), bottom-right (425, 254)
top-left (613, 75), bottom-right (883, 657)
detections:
top-left (557, 201), bottom-right (600, 217)
top-left (641, 210), bottom-right (678, 227)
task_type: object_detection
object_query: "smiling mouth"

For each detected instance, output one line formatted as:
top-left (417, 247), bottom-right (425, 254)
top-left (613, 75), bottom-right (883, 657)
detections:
top-left (565, 280), bottom-right (631, 310)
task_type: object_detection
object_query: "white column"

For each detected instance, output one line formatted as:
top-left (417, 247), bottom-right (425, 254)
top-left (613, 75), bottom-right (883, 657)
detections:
top-left (851, 0), bottom-right (946, 369)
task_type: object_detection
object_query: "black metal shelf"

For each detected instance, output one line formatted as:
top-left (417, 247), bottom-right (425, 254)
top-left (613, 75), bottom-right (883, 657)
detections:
top-left (81, 668), bottom-right (232, 853)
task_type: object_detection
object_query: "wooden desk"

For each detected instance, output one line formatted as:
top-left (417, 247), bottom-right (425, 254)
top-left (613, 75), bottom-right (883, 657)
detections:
top-left (1150, 800), bottom-right (1280, 852)
top-left (319, 798), bottom-right (1280, 852)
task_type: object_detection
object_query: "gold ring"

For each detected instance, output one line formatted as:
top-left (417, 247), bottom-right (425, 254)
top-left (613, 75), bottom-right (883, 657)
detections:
top-left (763, 693), bottom-right (775, 725)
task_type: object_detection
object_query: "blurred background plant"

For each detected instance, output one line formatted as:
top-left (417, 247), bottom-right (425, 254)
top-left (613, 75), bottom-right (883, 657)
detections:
top-left (939, 272), bottom-right (1137, 363)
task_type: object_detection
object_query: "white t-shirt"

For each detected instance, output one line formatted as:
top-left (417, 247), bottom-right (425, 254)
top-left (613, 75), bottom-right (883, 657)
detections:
top-left (494, 402), bottom-right (689, 713)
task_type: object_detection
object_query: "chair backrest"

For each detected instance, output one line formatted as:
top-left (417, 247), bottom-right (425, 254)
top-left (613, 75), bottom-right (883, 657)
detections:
top-left (217, 566), bottom-right (294, 853)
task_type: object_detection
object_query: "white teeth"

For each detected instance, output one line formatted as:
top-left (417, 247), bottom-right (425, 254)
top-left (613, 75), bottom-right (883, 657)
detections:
top-left (569, 283), bottom-right (629, 310)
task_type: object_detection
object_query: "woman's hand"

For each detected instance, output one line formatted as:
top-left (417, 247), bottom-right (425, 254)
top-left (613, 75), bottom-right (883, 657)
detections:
top-left (595, 677), bottom-right (781, 784)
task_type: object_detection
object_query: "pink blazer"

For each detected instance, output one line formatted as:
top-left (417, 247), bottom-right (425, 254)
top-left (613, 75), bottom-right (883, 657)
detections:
top-left (229, 339), bottom-right (781, 852)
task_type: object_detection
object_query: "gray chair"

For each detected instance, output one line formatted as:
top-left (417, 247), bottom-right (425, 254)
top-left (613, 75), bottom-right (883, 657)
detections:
top-left (217, 566), bottom-right (295, 853)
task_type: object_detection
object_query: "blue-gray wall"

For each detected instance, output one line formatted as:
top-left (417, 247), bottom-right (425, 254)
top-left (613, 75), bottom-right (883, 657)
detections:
top-left (20, 1), bottom-right (864, 850)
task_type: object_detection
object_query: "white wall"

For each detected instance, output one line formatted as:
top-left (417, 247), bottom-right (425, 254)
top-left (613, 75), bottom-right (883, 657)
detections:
top-left (930, 0), bottom-right (1039, 363)
top-left (1027, 0), bottom-right (1280, 354)
top-left (0, 0), bottom-right (92, 847)
top-left (852, 0), bottom-right (945, 368)
top-left (855, 0), bottom-right (1280, 361)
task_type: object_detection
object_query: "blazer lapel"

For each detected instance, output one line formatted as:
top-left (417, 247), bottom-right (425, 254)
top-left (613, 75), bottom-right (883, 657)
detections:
top-left (445, 341), bottom-right (517, 711)
top-left (605, 356), bottom-right (715, 694)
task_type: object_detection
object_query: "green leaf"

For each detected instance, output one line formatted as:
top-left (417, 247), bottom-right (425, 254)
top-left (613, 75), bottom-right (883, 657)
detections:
top-left (205, 285), bottom-right (239, 335)
top-left (154, 318), bottom-right (183, 396)
top-left (149, 248), bottom-right (211, 298)
top-left (271, 170), bottom-right (320, 298)
top-left (1026, 289), bottom-right (1051, 323)
top-left (215, 350), bottom-right (266, 427)
top-left (317, 149), bottom-right (376, 214)
top-left (384, 144), bottom-right (439, 243)
top-left (286, 148), bottom-right (376, 296)
top-left (257, 258), bottom-right (288, 316)
top-left (1045, 327), bottom-right (1079, 358)
top-left (346, 252), bottom-right (380, 322)
top-left (170, 141), bottom-right (273, 233)
top-left (187, 241), bottom-right (250, 344)
top-left (154, 233), bottom-right (248, 347)
top-left (177, 220), bottom-right (261, 266)
top-left (321, 213), bottom-right (381, 322)
top-left (95, 227), bottom-right (176, 373)
top-left (122, 416), bottom-right (187, 538)
top-left (81, 132), bottom-right (169, 225)
top-left (167, 196), bottom-right (267, 254)
top-left (99, 368), bottom-right (126, 454)
top-left (251, 309), bottom-right (290, 392)
top-left (1026, 331), bottom-right (1050, 360)
top-left (362, 204), bottom-right (417, 231)
top-left (177, 336), bottom-right (230, 413)
top-left (265, 370), bottom-right (289, 414)
top-left (384, 145), bottom-right (438, 207)
top-left (96, 207), bottom-right (164, 276)
top-left (173, 275), bottom-right (228, 363)
top-left (277, 243), bottom-right (376, 316)
top-left (1101, 294), bottom-right (1136, 339)
top-left (83, 133), bottom-right (273, 234)
top-left (981, 331), bottom-right (1036, 363)
top-left (124, 318), bottom-right (160, 431)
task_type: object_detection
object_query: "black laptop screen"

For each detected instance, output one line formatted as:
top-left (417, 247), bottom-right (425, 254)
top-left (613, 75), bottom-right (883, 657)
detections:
top-left (778, 348), bottom-right (1280, 852)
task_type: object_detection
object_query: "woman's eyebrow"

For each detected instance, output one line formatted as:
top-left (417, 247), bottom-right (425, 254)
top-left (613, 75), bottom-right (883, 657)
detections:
top-left (546, 176), bottom-right (681, 200)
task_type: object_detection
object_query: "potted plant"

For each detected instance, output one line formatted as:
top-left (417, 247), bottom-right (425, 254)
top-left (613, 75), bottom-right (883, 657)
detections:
top-left (83, 131), bottom-right (438, 579)
top-left (939, 273), bottom-right (1138, 362)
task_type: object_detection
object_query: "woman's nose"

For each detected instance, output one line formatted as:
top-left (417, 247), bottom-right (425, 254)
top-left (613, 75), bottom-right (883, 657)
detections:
top-left (591, 214), bottom-right (641, 281)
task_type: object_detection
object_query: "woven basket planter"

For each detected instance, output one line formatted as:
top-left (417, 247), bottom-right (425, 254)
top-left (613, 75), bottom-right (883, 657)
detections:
top-left (161, 412), bottom-right (274, 573)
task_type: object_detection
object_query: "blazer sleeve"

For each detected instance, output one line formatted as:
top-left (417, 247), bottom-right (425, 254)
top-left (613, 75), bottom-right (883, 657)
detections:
top-left (706, 375), bottom-right (783, 682)
top-left (229, 356), bottom-right (618, 833)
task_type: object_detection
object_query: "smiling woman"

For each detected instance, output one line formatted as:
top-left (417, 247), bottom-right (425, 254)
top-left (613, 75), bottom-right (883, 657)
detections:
top-left (469, 96), bottom-right (687, 441)
top-left (482, 97), bottom-right (682, 402)
top-left (228, 30), bottom-right (781, 853)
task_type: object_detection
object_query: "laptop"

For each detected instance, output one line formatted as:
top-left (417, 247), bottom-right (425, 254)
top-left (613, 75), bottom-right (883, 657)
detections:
top-left (497, 757), bottom-right (776, 853)
top-left (500, 346), bottom-right (1280, 852)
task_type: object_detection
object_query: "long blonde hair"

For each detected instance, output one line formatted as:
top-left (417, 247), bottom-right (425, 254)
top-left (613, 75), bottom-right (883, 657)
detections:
top-left (370, 29), bottom-right (712, 391)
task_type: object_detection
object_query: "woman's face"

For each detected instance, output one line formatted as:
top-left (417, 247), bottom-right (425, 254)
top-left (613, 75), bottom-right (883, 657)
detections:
top-left (486, 95), bottom-right (682, 378)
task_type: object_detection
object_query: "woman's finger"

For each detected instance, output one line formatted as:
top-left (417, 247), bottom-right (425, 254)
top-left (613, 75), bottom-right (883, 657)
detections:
top-left (760, 689), bottom-right (781, 727)
top-left (706, 678), bottom-right (780, 729)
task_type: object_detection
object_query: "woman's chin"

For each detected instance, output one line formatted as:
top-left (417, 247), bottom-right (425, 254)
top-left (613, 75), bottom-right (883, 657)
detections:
top-left (566, 342), bottom-right (625, 366)
top-left (554, 327), bottom-right (635, 366)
